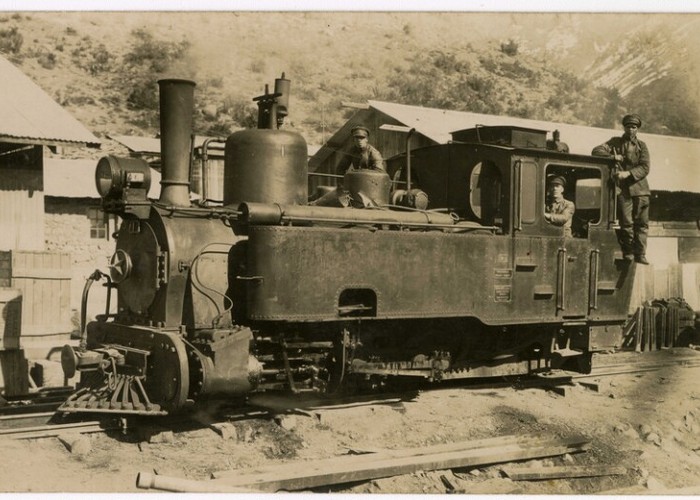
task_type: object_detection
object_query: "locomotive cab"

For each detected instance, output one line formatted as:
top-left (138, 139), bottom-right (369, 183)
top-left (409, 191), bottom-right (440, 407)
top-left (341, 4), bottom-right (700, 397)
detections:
top-left (377, 126), bottom-right (634, 363)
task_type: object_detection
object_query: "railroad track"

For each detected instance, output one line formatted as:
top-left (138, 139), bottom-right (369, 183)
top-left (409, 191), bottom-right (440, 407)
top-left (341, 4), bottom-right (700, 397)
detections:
top-left (0, 413), bottom-right (121, 440)
top-left (0, 386), bottom-right (75, 417)
top-left (585, 351), bottom-right (700, 378)
top-left (2, 349), bottom-right (699, 439)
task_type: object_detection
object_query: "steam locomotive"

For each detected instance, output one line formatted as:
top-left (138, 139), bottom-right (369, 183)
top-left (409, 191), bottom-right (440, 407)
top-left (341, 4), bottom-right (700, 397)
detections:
top-left (59, 75), bottom-right (636, 415)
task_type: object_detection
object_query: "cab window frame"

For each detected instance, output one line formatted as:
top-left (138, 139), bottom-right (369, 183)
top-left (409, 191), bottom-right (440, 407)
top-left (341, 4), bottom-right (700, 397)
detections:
top-left (544, 163), bottom-right (603, 239)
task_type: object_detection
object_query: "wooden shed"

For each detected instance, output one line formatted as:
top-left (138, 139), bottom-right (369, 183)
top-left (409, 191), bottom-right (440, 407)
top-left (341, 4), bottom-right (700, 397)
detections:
top-left (0, 54), bottom-right (100, 367)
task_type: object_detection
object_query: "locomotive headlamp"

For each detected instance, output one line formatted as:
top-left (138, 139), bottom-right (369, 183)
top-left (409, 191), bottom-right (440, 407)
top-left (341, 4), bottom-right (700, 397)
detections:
top-left (95, 155), bottom-right (152, 201)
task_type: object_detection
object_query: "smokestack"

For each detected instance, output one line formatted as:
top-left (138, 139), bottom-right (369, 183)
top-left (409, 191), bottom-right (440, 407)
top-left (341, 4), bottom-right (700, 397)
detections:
top-left (157, 79), bottom-right (195, 207)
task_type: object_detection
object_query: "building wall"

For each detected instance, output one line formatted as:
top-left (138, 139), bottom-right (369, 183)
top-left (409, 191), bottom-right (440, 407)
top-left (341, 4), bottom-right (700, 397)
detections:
top-left (44, 197), bottom-right (117, 324)
top-left (191, 157), bottom-right (225, 202)
top-left (0, 145), bottom-right (45, 251)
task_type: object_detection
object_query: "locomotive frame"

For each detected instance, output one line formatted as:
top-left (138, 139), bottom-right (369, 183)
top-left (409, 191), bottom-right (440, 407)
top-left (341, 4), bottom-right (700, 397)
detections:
top-left (59, 75), bottom-right (636, 415)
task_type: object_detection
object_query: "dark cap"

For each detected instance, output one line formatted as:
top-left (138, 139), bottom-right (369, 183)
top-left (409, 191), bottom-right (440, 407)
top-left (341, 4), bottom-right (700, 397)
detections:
top-left (622, 114), bottom-right (642, 128)
top-left (548, 175), bottom-right (566, 187)
top-left (351, 125), bottom-right (370, 138)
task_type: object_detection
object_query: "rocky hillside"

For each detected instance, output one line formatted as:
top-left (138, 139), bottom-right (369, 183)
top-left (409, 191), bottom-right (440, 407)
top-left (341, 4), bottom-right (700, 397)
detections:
top-left (1, 11), bottom-right (699, 145)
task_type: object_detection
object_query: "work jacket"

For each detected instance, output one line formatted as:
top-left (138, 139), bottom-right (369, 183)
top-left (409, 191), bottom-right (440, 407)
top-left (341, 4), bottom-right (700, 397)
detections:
top-left (336, 144), bottom-right (385, 175)
top-left (546, 198), bottom-right (575, 237)
top-left (591, 135), bottom-right (650, 197)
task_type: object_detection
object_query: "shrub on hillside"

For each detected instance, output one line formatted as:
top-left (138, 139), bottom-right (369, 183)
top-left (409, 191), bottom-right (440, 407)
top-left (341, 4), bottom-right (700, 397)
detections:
top-left (126, 80), bottom-right (158, 111)
top-left (37, 50), bottom-right (57, 69)
top-left (222, 96), bottom-right (258, 129)
top-left (0, 26), bottom-right (23, 54)
top-left (85, 44), bottom-right (114, 75)
top-left (500, 39), bottom-right (519, 56)
top-left (120, 29), bottom-right (192, 113)
top-left (71, 38), bottom-right (115, 75)
top-left (124, 28), bottom-right (190, 73)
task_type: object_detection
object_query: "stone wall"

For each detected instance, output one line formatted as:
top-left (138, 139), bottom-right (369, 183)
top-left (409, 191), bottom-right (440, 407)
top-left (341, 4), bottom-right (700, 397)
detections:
top-left (44, 196), bottom-right (116, 325)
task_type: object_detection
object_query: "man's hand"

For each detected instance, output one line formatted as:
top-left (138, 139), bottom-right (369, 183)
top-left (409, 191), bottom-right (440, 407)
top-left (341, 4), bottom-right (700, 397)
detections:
top-left (613, 154), bottom-right (624, 162)
top-left (614, 170), bottom-right (632, 180)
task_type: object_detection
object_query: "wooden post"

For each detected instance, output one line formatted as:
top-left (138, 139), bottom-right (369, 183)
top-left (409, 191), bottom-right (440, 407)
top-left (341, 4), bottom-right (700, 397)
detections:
top-left (634, 307), bottom-right (642, 352)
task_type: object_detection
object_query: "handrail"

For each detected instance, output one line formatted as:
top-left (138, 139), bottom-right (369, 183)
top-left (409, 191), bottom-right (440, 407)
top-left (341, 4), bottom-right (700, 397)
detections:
top-left (557, 248), bottom-right (567, 312)
top-left (588, 250), bottom-right (600, 311)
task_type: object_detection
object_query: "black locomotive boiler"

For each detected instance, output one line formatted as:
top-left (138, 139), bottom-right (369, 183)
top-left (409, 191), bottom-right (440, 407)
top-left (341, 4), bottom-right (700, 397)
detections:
top-left (59, 76), bottom-right (637, 415)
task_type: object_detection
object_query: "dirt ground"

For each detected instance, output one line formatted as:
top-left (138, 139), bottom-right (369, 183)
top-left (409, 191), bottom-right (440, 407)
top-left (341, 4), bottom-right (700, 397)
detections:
top-left (2, 347), bottom-right (700, 494)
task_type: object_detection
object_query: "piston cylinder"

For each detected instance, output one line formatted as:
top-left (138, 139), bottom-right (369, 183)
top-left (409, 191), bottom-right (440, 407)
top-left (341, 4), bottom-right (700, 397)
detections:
top-left (224, 129), bottom-right (308, 206)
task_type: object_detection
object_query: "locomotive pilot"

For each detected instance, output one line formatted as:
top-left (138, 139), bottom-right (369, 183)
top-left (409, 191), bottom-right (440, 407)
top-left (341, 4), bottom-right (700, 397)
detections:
top-left (544, 175), bottom-right (575, 237)
top-left (336, 125), bottom-right (386, 175)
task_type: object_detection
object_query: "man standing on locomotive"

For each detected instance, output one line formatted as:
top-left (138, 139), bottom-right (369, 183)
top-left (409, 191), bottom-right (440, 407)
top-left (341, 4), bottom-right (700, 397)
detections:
top-left (544, 175), bottom-right (575, 237)
top-left (336, 125), bottom-right (386, 175)
top-left (591, 114), bottom-right (650, 265)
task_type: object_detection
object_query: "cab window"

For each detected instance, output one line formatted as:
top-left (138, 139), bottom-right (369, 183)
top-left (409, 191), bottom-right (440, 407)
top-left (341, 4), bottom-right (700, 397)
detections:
top-left (469, 160), bottom-right (503, 228)
top-left (545, 165), bottom-right (602, 238)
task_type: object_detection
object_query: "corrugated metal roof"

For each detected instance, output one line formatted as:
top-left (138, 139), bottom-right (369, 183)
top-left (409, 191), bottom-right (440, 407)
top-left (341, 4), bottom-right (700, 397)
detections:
top-left (110, 134), bottom-right (322, 158)
top-left (44, 158), bottom-right (161, 199)
top-left (0, 55), bottom-right (101, 148)
top-left (108, 135), bottom-right (161, 154)
top-left (314, 100), bottom-right (700, 193)
top-left (108, 134), bottom-right (227, 155)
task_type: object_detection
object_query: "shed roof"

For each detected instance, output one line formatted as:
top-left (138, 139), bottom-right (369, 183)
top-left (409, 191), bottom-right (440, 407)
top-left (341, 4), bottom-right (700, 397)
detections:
top-left (108, 134), bottom-right (227, 155)
top-left (110, 134), bottom-right (322, 158)
top-left (312, 100), bottom-right (700, 194)
top-left (44, 158), bottom-right (161, 199)
top-left (0, 55), bottom-right (101, 148)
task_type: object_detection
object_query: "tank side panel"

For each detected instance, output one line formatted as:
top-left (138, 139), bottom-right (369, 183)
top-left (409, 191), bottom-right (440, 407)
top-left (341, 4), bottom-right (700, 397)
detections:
top-left (246, 226), bottom-right (515, 322)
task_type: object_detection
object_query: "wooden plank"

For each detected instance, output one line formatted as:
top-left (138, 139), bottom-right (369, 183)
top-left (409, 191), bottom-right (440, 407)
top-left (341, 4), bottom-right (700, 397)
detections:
top-left (548, 385), bottom-right (573, 397)
top-left (0, 288), bottom-right (22, 350)
top-left (647, 307), bottom-right (656, 351)
top-left (579, 380), bottom-right (607, 393)
top-left (670, 307), bottom-right (679, 346)
top-left (214, 433), bottom-right (558, 479)
top-left (212, 443), bottom-right (590, 492)
top-left (40, 254), bottom-right (50, 330)
top-left (210, 435), bottom-right (590, 492)
top-left (620, 314), bottom-right (636, 348)
top-left (51, 255), bottom-right (62, 330)
top-left (658, 305), bottom-right (667, 348)
top-left (634, 307), bottom-right (643, 352)
top-left (0, 349), bottom-right (29, 396)
top-left (642, 307), bottom-right (649, 351)
top-left (501, 465), bottom-right (627, 481)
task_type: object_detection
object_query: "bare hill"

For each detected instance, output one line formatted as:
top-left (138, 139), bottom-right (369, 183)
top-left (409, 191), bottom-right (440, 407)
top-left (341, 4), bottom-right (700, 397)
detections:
top-left (2, 11), bottom-right (699, 145)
